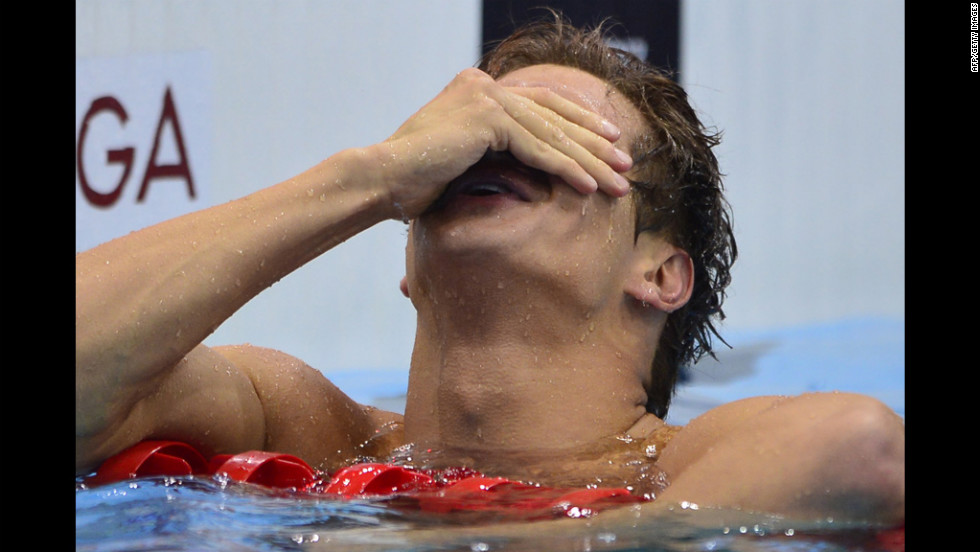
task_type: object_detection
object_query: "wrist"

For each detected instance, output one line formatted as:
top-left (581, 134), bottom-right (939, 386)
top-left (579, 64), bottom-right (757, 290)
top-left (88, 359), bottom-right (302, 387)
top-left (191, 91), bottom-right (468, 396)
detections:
top-left (339, 143), bottom-right (406, 223)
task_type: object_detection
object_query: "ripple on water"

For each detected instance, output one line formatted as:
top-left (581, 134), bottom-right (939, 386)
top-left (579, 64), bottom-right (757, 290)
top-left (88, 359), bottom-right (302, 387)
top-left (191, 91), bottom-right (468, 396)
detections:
top-left (75, 474), bottom-right (899, 552)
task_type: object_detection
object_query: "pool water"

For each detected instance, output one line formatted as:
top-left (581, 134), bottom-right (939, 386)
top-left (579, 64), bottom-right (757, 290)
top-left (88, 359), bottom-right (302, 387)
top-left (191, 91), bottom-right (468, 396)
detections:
top-left (75, 474), bottom-right (902, 552)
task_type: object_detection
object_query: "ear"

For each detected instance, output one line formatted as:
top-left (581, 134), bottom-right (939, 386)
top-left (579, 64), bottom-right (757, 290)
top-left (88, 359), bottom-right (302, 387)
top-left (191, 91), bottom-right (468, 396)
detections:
top-left (399, 276), bottom-right (410, 298)
top-left (623, 233), bottom-right (694, 313)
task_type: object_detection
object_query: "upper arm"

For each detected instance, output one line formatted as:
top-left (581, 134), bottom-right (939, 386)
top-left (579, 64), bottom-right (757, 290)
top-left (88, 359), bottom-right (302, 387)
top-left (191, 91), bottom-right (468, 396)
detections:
top-left (77, 343), bottom-right (400, 476)
top-left (211, 344), bottom-right (400, 473)
top-left (76, 344), bottom-right (268, 475)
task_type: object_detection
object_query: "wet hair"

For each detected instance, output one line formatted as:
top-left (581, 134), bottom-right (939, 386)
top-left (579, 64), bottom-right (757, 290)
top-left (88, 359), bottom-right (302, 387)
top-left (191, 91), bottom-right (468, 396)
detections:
top-left (478, 11), bottom-right (737, 419)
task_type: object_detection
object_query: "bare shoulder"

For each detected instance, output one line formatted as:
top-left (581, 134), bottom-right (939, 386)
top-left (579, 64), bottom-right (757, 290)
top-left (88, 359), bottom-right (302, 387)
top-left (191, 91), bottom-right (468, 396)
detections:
top-left (212, 344), bottom-right (404, 472)
top-left (652, 392), bottom-right (904, 521)
top-left (658, 393), bottom-right (902, 475)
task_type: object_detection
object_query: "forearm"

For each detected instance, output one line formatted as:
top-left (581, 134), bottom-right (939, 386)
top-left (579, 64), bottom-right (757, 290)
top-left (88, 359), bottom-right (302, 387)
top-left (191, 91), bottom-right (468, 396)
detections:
top-left (75, 147), bottom-right (391, 439)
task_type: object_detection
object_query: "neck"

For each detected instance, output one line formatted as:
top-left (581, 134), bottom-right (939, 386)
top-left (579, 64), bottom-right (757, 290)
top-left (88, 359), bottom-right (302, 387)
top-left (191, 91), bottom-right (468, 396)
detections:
top-left (402, 272), bottom-right (659, 459)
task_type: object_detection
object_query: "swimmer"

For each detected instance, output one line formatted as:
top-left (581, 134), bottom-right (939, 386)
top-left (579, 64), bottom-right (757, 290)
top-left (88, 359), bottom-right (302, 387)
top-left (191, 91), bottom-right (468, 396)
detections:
top-left (75, 13), bottom-right (904, 524)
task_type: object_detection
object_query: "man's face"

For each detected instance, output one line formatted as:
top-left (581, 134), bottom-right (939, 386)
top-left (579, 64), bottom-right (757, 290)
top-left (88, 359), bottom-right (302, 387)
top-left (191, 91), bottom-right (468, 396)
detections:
top-left (405, 64), bottom-right (647, 312)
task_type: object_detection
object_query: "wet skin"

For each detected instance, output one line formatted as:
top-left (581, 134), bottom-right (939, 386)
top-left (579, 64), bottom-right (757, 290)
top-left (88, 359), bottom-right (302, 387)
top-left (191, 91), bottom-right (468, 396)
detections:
top-left (74, 63), bottom-right (640, 479)
top-left (75, 62), bottom-right (904, 524)
top-left (399, 64), bottom-right (683, 492)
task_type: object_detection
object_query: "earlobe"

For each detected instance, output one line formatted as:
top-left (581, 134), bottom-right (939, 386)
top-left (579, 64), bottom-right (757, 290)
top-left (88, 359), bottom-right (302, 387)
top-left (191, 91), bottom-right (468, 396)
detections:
top-left (399, 276), bottom-right (410, 298)
top-left (624, 235), bottom-right (694, 313)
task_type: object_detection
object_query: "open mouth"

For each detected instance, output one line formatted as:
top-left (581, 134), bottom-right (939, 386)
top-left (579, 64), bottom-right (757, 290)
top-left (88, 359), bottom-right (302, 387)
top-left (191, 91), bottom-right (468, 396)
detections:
top-left (458, 180), bottom-right (518, 197)
top-left (424, 151), bottom-right (549, 214)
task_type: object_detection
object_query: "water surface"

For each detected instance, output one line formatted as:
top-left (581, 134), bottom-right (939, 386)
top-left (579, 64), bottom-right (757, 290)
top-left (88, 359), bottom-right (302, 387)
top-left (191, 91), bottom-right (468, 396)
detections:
top-left (75, 475), bottom-right (901, 552)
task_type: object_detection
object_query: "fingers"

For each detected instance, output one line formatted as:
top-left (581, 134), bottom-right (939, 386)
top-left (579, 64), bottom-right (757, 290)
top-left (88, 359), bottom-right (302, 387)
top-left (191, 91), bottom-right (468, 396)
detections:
top-left (509, 86), bottom-right (623, 143)
top-left (381, 68), bottom-right (634, 219)
top-left (496, 85), bottom-right (633, 197)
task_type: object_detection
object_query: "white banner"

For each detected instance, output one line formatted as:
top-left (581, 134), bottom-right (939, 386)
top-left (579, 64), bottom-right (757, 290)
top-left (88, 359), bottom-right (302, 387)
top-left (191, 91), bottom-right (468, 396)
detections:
top-left (75, 51), bottom-right (212, 252)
